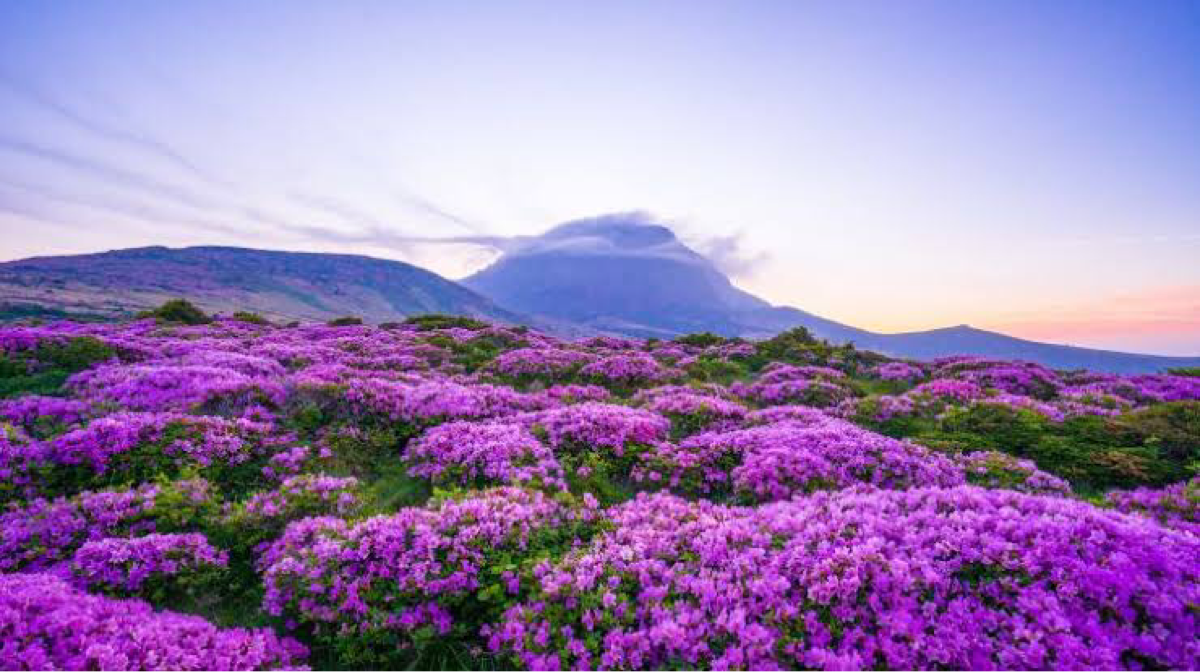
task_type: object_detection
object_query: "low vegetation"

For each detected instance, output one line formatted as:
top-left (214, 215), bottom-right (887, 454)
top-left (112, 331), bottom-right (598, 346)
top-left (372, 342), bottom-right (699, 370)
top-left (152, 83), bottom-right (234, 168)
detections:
top-left (0, 305), bottom-right (1196, 670)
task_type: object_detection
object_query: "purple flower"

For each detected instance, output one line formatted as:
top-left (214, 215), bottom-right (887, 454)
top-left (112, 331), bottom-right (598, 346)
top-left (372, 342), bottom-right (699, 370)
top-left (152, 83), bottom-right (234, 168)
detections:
top-left (0, 572), bottom-right (307, 670)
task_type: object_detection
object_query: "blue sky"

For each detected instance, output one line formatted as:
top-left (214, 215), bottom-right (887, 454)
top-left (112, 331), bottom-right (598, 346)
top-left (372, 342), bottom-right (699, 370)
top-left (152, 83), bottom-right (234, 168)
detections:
top-left (1, 1), bottom-right (1198, 354)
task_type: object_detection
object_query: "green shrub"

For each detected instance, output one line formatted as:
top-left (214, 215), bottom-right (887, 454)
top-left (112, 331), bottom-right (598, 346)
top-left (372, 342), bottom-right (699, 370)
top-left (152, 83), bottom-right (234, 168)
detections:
top-left (913, 404), bottom-right (1187, 491)
top-left (684, 356), bottom-right (748, 385)
top-left (673, 332), bottom-right (735, 348)
top-left (402, 313), bottom-right (489, 331)
top-left (231, 311), bottom-right (270, 325)
top-left (0, 336), bottom-right (116, 398)
top-left (326, 316), bottom-right (364, 326)
top-left (138, 299), bottom-right (211, 325)
top-left (1111, 401), bottom-right (1200, 473)
top-left (937, 404), bottom-right (1050, 456)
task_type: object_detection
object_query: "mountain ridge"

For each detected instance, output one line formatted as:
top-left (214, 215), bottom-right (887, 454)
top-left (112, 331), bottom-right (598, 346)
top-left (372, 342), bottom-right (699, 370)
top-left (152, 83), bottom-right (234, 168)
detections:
top-left (462, 214), bottom-right (1200, 373)
top-left (0, 245), bottom-right (524, 325)
top-left (2, 232), bottom-right (1197, 373)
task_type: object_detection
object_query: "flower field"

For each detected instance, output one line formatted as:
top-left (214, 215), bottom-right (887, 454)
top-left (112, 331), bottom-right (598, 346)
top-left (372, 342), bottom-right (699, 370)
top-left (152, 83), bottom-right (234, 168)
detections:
top-left (0, 307), bottom-right (1197, 670)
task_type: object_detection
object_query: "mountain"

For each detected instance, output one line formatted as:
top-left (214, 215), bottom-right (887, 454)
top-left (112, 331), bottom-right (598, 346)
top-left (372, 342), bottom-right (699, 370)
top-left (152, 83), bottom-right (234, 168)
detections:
top-left (463, 214), bottom-right (778, 338)
top-left (464, 214), bottom-right (1200, 373)
top-left (3, 224), bottom-right (1197, 373)
top-left (0, 245), bottom-right (522, 325)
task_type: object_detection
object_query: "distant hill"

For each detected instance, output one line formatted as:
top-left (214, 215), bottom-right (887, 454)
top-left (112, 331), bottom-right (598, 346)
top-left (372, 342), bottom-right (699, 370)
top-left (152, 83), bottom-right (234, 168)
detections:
top-left (4, 229), bottom-right (1198, 373)
top-left (463, 214), bottom-right (1200, 373)
top-left (0, 246), bottom-right (522, 325)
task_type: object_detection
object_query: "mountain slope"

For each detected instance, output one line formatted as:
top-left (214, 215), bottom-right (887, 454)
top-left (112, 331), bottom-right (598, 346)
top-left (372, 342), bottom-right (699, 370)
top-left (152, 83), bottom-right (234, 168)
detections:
top-left (464, 214), bottom-right (774, 338)
top-left (464, 214), bottom-right (1200, 373)
top-left (0, 245), bottom-right (522, 324)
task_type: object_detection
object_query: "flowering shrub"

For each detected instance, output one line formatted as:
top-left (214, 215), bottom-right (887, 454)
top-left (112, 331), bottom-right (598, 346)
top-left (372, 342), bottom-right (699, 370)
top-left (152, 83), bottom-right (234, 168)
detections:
top-left (0, 395), bottom-right (90, 436)
top-left (756, 363), bottom-right (846, 384)
top-left (67, 363), bottom-right (286, 413)
top-left (1106, 477), bottom-right (1199, 536)
top-left (221, 474), bottom-right (364, 553)
top-left (341, 378), bottom-right (554, 425)
top-left (406, 422), bottom-right (566, 491)
top-left (908, 378), bottom-right (988, 404)
top-left (539, 383), bottom-right (611, 404)
top-left (743, 404), bottom-right (833, 426)
top-left (954, 362), bottom-right (1061, 399)
top-left (732, 377), bottom-right (851, 408)
top-left (488, 347), bottom-right (595, 381)
top-left (955, 450), bottom-right (1072, 496)
top-left (580, 353), bottom-right (669, 387)
top-left (70, 532), bottom-right (228, 596)
top-left (724, 419), bottom-right (963, 500)
top-left (635, 387), bottom-right (747, 437)
top-left (0, 484), bottom-right (161, 572)
top-left (515, 403), bottom-right (669, 454)
top-left (488, 487), bottom-right (1200, 670)
top-left (0, 572), bottom-right (307, 670)
top-left (965, 394), bottom-right (1067, 422)
top-left (8, 412), bottom-right (279, 496)
top-left (262, 487), bottom-right (602, 665)
top-left (872, 361), bottom-right (925, 382)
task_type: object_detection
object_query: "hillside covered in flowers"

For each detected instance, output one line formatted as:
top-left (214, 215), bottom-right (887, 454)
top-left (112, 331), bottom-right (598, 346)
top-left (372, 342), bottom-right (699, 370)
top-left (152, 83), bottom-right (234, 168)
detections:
top-left (0, 301), bottom-right (1197, 670)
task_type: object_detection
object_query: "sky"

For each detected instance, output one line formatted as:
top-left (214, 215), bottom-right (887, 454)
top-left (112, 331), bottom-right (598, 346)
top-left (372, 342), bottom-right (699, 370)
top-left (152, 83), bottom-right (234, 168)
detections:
top-left (0, 1), bottom-right (1198, 355)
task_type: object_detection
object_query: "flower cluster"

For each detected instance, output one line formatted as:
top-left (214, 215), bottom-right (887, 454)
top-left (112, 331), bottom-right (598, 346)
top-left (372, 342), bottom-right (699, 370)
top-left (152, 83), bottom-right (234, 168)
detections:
top-left (732, 377), bottom-right (850, 408)
top-left (262, 488), bottom-right (600, 646)
top-left (908, 378), bottom-right (988, 403)
top-left (871, 361), bottom-right (925, 381)
top-left (406, 422), bottom-right (567, 490)
top-left (67, 363), bottom-right (286, 413)
top-left (955, 450), bottom-right (1073, 495)
top-left (0, 484), bottom-right (162, 572)
top-left (0, 395), bottom-right (90, 435)
top-left (341, 378), bottom-right (555, 424)
top-left (70, 532), bottom-right (228, 594)
top-left (637, 388), bottom-right (748, 436)
top-left (488, 487), bottom-right (1200, 670)
top-left (579, 353), bottom-right (669, 386)
top-left (514, 402), bottom-right (669, 454)
top-left (231, 473), bottom-right (362, 527)
top-left (757, 363), bottom-right (846, 384)
top-left (488, 347), bottom-right (595, 379)
top-left (707, 419), bottom-right (963, 500)
top-left (1106, 477), bottom-right (1199, 536)
top-left (0, 572), bottom-right (307, 670)
top-left (953, 361), bottom-right (1061, 398)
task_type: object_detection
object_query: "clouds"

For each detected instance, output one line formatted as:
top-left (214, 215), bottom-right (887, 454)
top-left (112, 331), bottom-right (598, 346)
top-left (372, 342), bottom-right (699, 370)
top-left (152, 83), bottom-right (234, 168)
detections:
top-left (479, 211), bottom-right (770, 279)
top-left (2, 1), bottom-right (1198, 354)
top-left (0, 71), bottom-right (228, 189)
top-left (691, 231), bottom-right (770, 279)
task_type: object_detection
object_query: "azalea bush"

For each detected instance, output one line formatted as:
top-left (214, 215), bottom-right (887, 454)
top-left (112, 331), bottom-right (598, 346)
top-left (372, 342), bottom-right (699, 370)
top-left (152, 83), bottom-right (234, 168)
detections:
top-left (488, 488), bottom-right (1200, 670)
top-left (261, 487), bottom-right (604, 667)
top-left (0, 572), bottom-right (306, 670)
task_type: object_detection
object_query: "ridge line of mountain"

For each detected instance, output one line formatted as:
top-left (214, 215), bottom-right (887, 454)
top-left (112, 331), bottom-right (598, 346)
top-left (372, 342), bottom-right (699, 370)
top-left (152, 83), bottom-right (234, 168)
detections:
top-left (1, 242), bottom-right (1197, 373)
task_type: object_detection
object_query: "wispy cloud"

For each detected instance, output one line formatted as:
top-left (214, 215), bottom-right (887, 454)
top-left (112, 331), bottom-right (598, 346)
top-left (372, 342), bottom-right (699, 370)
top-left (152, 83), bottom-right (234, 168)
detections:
top-left (392, 189), bottom-right (486, 234)
top-left (282, 220), bottom-right (515, 255)
top-left (691, 231), bottom-right (770, 278)
top-left (289, 192), bottom-right (392, 232)
top-left (0, 176), bottom-right (252, 239)
top-left (0, 71), bottom-right (229, 189)
top-left (0, 136), bottom-right (222, 213)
